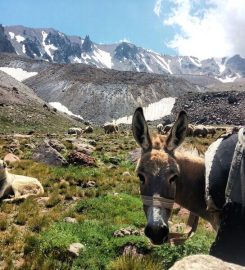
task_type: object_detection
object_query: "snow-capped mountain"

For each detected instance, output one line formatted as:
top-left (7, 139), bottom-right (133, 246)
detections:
top-left (2, 24), bottom-right (245, 83)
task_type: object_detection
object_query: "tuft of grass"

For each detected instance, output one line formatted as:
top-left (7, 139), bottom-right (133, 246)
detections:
top-left (107, 255), bottom-right (162, 270)
top-left (0, 213), bottom-right (8, 231)
top-left (45, 191), bottom-right (62, 208)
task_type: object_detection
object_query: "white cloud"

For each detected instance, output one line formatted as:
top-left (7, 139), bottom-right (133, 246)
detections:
top-left (119, 38), bottom-right (131, 43)
top-left (154, 0), bottom-right (163, 17)
top-left (164, 0), bottom-right (245, 59)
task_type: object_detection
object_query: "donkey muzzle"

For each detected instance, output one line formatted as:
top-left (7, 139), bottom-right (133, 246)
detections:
top-left (144, 206), bottom-right (169, 245)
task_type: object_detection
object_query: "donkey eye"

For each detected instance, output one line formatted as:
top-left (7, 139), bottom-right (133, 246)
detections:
top-left (138, 173), bottom-right (145, 185)
top-left (169, 175), bottom-right (178, 183)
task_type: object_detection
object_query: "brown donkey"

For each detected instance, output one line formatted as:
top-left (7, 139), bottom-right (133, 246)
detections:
top-left (132, 107), bottom-right (220, 245)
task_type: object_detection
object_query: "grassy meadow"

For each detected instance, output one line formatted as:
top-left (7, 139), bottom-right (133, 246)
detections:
top-left (0, 126), bottom-right (217, 270)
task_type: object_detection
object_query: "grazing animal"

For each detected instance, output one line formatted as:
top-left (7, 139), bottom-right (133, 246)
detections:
top-left (83, 126), bottom-right (93, 133)
top-left (68, 127), bottom-right (82, 135)
top-left (162, 124), bottom-right (173, 134)
top-left (193, 125), bottom-right (208, 138)
top-left (156, 124), bottom-right (164, 134)
top-left (207, 126), bottom-right (216, 138)
top-left (0, 160), bottom-right (44, 201)
top-left (103, 123), bottom-right (119, 134)
top-left (132, 107), bottom-right (245, 265)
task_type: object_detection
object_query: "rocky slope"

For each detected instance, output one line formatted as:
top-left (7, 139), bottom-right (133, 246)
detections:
top-left (22, 61), bottom-right (201, 124)
top-left (3, 25), bottom-right (245, 83)
top-left (0, 70), bottom-right (83, 133)
top-left (171, 91), bottom-right (245, 126)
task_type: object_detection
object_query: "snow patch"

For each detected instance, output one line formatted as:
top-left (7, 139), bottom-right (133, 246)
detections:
top-left (141, 55), bottom-right (153, 72)
top-left (214, 58), bottom-right (227, 73)
top-left (22, 44), bottom-right (26, 54)
top-left (73, 56), bottom-right (82, 63)
top-left (42, 31), bottom-right (58, 61)
top-left (0, 67), bottom-right (38, 82)
top-left (49, 102), bottom-right (83, 120)
top-left (92, 47), bottom-right (112, 68)
top-left (216, 75), bottom-right (238, 83)
top-left (9, 32), bottom-right (15, 39)
top-left (15, 35), bottom-right (25, 43)
top-left (115, 97), bottom-right (176, 124)
top-left (152, 54), bottom-right (173, 74)
top-left (189, 56), bottom-right (201, 67)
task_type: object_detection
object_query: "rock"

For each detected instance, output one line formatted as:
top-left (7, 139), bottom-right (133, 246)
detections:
top-left (67, 151), bottom-right (96, 167)
top-left (83, 180), bottom-right (96, 188)
top-left (3, 153), bottom-right (20, 164)
top-left (4, 139), bottom-right (20, 153)
top-left (169, 255), bottom-right (244, 270)
top-left (32, 141), bottom-right (68, 166)
top-left (25, 143), bottom-right (36, 149)
top-left (228, 95), bottom-right (238, 104)
top-left (123, 245), bottom-right (141, 257)
top-left (67, 243), bottom-right (85, 257)
top-left (72, 141), bottom-right (95, 155)
top-left (43, 103), bottom-right (50, 111)
top-left (113, 227), bottom-right (140, 237)
top-left (122, 171), bottom-right (131, 179)
top-left (63, 217), bottom-right (78, 224)
top-left (87, 139), bottom-right (96, 146)
top-left (128, 148), bottom-right (141, 164)
top-left (48, 139), bottom-right (66, 153)
top-left (36, 197), bottom-right (50, 206)
top-left (83, 126), bottom-right (93, 133)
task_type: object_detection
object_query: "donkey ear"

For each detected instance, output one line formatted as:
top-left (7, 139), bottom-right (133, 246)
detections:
top-left (132, 107), bottom-right (152, 151)
top-left (166, 111), bottom-right (188, 152)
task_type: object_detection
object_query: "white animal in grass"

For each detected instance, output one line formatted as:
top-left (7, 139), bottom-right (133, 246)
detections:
top-left (0, 160), bottom-right (44, 201)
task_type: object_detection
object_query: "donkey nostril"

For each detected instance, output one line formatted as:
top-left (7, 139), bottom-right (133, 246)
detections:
top-left (144, 224), bottom-right (169, 244)
top-left (162, 225), bottom-right (169, 236)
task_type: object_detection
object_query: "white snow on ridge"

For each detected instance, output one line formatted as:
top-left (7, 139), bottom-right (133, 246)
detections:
top-left (189, 56), bottom-right (202, 67)
top-left (49, 102), bottom-right (84, 120)
top-left (9, 32), bottom-right (15, 39)
top-left (22, 44), bottom-right (26, 54)
top-left (0, 67), bottom-right (38, 82)
top-left (42, 31), bottom-right (58, 61)
top-left (153, 54), bottom-right (173, 74)
top-left (216, 75), bottom-right (238, 83)
top-left (15, 35), bottom-right (25, 43)
top-left (92, 47), bottom-right (112, 68)
top-left (115, 97), bottom-right (176, 124)
top-left (214, 57), bottom-right (226, 73)
top-left (141, 55), bottom-right (153, 73)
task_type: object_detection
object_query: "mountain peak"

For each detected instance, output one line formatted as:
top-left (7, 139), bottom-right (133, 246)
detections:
top-left (82, 35), bottom-right (93, 53)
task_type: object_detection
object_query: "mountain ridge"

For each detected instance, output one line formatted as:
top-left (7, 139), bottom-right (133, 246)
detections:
top-left (2, 24), bottom-right (245, 83)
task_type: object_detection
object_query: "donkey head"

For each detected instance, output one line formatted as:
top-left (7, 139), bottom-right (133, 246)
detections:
top-left (132, 107), bottom-right (188, 244)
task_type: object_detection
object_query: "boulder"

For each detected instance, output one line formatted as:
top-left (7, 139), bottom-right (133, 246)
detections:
top-left (48, 139), bottom-right (66, 153)
top-left (3, 153), bottom-right (20, 164)
top-left (169, 255), bottom-right (243, 270)
top-left (63, 217), bottom-right (78, 224)
top-left (67, 151), bottom-right (96, 167)
top-left (72, 141), bottom-right (95, 155)
top-left (32, 141), bottom-right (68, 166)
top-left (67, 243), bottom-right (85, 257)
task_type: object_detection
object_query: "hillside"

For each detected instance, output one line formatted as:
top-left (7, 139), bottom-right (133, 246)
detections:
top-left (0, 70), bottom-right (83, 133)
top-left (0, 53), bottom-right (203, 124)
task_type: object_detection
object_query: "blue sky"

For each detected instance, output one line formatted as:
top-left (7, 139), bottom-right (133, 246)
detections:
top-left (0, 0), bottom-right (176, 55)
top-left (1, 0), bottom-right (245, 58)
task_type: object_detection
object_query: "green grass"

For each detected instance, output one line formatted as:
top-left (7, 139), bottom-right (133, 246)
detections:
top-left (23, 194), bottom-right (215, 270)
